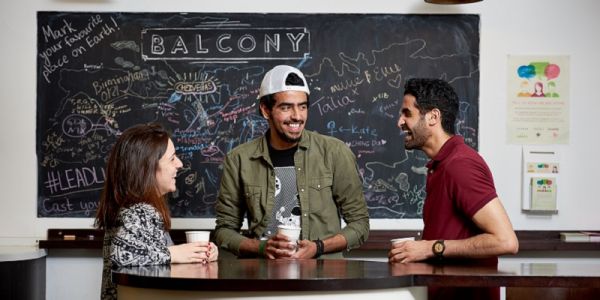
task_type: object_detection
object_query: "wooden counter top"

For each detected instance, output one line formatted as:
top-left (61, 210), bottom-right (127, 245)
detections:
top-left (114, 259), bottom-right (412, 291)
top-left (400, 262), bottom-right (600, 288)
top-left (112, 259), bottom-right (600, 291)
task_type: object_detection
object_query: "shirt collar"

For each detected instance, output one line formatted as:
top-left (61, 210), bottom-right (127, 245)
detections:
top-left (425, 135), bottom-right (463, 170)
top-left (251, 130), bottom-right (310, 160)
top-left (297, 130), bottom-right (310, 150)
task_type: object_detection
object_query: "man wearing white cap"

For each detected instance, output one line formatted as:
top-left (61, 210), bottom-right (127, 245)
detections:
top-left (215, 65), bottom-right (369, 259)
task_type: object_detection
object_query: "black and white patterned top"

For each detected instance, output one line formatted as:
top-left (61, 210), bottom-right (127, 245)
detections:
top-left (100, 202), bottom-right (173, 300)
top-left (264, 144), bottom-right (301, 237)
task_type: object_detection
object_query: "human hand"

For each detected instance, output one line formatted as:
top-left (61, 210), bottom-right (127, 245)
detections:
top-left (168, 242), bottom-right (212, 264)
top-left (207, 242), bottom-right (218, 262)
top-left (264, 233), bottom-right (297, 259)
top-left (388, 240), bottom-right (432, 263)
top-left (292, 239), bottom-right (318, 259)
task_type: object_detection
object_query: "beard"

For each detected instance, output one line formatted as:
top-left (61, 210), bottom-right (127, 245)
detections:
top-left (403, 118), bottom-right (430, 150)
top-left (274, 124), bottom-right (302, 144)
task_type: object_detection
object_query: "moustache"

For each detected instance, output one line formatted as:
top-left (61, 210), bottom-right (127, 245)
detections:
top-left (284, 120), bottom-right (305, 125)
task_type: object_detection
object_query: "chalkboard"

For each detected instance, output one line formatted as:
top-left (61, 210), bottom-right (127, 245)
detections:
top-left (37, 12), bottom-right (479, 218)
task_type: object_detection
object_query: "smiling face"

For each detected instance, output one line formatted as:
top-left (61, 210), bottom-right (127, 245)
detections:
top-left (155, 138), bottom-right (183, 196)
top-left (397, 94), bottom-right (431, 150)
top-left (261, 90), bottom-right (308, 150)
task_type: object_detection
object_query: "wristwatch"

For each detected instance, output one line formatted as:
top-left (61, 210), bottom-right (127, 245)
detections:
top-left (432, 240), bottom-right (445, 259)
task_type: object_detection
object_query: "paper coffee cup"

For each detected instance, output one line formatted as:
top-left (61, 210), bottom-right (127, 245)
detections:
top-left (390, 237), bottom-right (415, 245)
top-left (185, 231), bottom-right (210, 243)
top-left (277, 225), bottom-right (301, 241)
top-left (277, 225), bottom-right (300, 254)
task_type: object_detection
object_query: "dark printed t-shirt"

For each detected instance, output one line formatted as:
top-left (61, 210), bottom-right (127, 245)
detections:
top-left (263, 144), bottom-right (301, 238)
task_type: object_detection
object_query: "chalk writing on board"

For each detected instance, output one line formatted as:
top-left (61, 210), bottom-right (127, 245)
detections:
top-left (141, 27), bottom-right (310, 61)
top-left (37, 12), bottom-right (479, 218)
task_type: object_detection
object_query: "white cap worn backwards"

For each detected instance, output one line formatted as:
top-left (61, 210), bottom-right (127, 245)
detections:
top-left (258, 65), bottom-right (310, 99)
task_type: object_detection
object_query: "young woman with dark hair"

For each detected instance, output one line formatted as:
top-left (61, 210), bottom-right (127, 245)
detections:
top-left (95, 122), bottom-right (217, 300)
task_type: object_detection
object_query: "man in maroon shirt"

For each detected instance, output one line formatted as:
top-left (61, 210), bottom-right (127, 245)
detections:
top-left (388, 78), bottom-right (519, 300)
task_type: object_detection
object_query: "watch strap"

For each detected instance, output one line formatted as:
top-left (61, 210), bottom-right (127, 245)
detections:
top-left (313, 239), bottom-right (324, 258)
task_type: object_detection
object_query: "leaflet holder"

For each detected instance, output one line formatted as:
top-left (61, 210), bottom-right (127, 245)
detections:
top-left (521, 146), bottom-right (559, 215)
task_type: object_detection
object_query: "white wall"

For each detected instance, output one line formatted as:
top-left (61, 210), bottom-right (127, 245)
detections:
top-left (2, 1), bottom-right (599, 300)
top-left (2, 0), bottom-right (600, 247)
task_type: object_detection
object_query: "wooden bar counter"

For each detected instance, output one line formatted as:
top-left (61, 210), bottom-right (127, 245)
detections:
top-left (39, 229), bottom-right (600, 299)
top-left (112, 259), bottom-right (600, 300)
top-left (113, 259), bottom-right (424, 300)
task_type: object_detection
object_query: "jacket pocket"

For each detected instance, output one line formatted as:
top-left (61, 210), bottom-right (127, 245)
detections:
top-left (308, 176), bottom-right (334, 212)
top-left (244, 185), bottom-right (263, 224)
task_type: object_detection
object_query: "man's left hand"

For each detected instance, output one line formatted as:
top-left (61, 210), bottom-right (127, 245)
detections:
top-left (292, 240), bottom-right (318, 259)
top-left (388, 240), bottom-right (433, 263)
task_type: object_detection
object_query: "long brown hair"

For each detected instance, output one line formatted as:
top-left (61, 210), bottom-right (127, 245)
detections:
top-left (95, 123), bottom-right (172, 230)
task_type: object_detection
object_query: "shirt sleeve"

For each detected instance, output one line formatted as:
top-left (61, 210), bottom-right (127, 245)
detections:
top-left (214, 152), bottom-right (247, 256)
top-left (331, 142), bottom-right (370, 249)
top-left (110, 204), bottom-right (171, 267)
top-left (446, 155), bottom-right (498, 218)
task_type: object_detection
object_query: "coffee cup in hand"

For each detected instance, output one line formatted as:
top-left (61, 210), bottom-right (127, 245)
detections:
top-left (390, 237), bottom-right (415, 246)
top-left (185, 231), bottom-right (210, 243)
top-left (277, 225), bottom-right (301, 253)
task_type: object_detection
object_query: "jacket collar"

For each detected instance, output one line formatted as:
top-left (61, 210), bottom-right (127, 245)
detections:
top-left (250, 130), bottom-right (311, 160)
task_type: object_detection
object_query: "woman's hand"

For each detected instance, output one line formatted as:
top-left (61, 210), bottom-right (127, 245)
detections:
top-left (169, 242), bottom-right (216, 264)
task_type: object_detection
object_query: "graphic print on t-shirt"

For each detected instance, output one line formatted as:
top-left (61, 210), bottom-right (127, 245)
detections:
top-left (274, 176), bottom-right (281, 198)
top-left (264, 166), bottom-right (300, 237)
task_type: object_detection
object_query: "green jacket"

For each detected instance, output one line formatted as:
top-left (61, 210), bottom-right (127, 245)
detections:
top-left (214, 130), bottom-right (370, 257)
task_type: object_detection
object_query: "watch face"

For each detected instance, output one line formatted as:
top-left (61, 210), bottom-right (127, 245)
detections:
top-left (433, 240), bottom-right (445, 256)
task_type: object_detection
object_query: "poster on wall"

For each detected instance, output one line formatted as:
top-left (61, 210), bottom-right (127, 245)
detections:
top-left (507, 55), bottom-right (569, 144)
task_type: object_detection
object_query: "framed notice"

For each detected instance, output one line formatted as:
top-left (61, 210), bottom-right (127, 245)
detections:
top-left (507, 55), bottom-right (569, 144)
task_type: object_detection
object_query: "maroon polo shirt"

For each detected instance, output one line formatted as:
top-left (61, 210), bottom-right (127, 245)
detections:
top-left (422, 135), bottom-right (499, 300)
top-left (422, 135), bottom-right (497, 241)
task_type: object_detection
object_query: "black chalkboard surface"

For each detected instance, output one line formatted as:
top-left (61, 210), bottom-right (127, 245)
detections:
top-left (37, 12), bottom-right (479, 218)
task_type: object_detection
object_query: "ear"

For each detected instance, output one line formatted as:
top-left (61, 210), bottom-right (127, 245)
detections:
top-left (259, 103), bottom-right (270, 119)
top-left (426, 108), bottom-right (441, 126)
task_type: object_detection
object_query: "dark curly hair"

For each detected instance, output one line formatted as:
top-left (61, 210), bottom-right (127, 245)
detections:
top-left (403, 78), bottom-right (459, 135)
